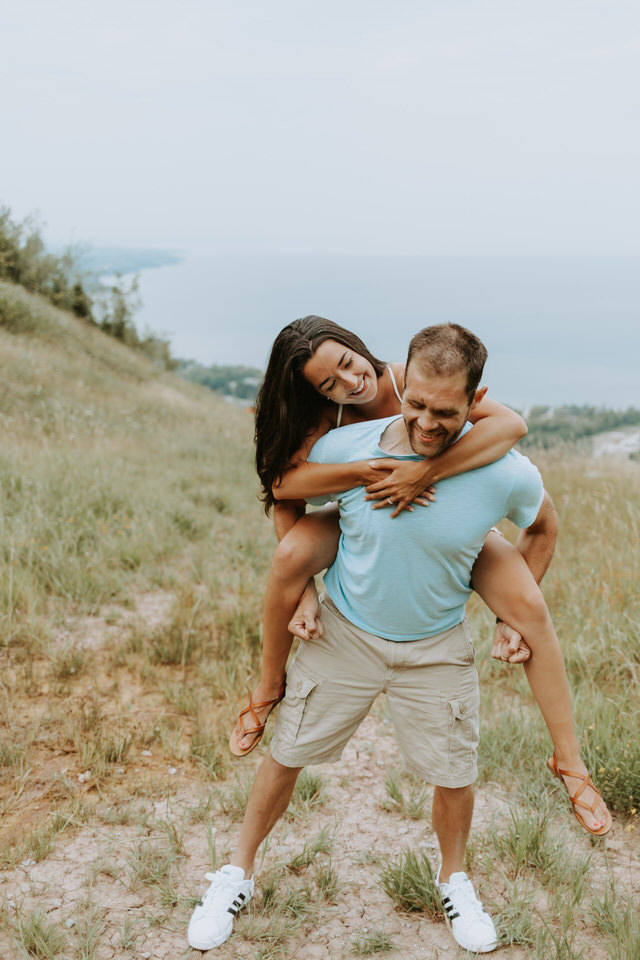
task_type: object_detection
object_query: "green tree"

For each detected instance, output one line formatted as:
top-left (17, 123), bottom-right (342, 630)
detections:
top-left (95, 274), bottom-right (142, 344)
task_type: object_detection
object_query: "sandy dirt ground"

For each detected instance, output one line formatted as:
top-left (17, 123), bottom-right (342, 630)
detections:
top-left (2, 706), bottom-right (638, 960)
top-left (1, 594), bottom-right (638, 960)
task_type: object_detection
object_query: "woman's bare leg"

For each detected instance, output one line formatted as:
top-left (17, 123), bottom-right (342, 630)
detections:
top-left (231, 506), bottom-right (340, 753)
top-left (471, 533), bottom-right (610, 833)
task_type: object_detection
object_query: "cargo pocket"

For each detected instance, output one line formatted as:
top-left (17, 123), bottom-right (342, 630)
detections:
top-left (276, 669), bottom-right (318, 746)
top-left (447, 687), bottom-right (480, 775)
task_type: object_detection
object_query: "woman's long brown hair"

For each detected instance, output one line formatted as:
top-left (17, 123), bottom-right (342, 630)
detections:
top-left (255, 316), bottom-right (386, 512)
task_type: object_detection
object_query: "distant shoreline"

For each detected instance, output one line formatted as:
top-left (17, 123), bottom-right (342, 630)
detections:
top-left (84, 246), bottom-right (184, 276)
top-left (49, 244), bottom-right (184, 277)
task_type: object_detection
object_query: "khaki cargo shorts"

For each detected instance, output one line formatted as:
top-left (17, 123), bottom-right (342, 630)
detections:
top-left (271, 596), bottom-right (480, 788)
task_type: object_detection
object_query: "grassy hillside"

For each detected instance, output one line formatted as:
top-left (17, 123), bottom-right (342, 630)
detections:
top-left (0, 279), bottom-right (272, 631)
top-left (0, 280), bottom-right (276, 828)
top-left (0, 281), bottom-right (639, 958)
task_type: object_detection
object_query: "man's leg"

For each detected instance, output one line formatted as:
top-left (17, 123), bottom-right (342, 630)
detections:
top-left (432, 784), bottom-right (497, 954)
top-left (193, 598), bottom-right (385, 949)
top-left (234, 754), bottom-right (302, 875)
top-left (384, 620), bottom-right (496, 954)
top-left (188, 755), bottom-right (301, 950)
top-left (432, 784), bottom-right (474, 882)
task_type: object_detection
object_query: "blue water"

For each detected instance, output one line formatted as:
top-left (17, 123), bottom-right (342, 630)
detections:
top-left (132, 250), bottom-right (640, 409)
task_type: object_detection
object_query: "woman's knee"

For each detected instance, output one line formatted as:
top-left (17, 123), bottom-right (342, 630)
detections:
top-left (514, 585), bottom-right (552, 631)
top-left (272, 528), bottom-right (319, 580)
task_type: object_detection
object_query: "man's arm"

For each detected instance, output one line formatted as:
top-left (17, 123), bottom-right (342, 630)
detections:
top-left (491, 490), bottom-right (558, 663)
top-left (514, 490), bottom-right (558, 584)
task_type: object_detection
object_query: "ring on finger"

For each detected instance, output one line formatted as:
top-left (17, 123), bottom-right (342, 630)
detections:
top-left (387, 498), bottom-right (394, 505)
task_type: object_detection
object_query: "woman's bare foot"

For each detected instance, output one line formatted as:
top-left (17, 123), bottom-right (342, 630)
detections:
top-left (548, 755), bottom-right (612, 835)
top-left (229, 679), bottom-right (286, 757)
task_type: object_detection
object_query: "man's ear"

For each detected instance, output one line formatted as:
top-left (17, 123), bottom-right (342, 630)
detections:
top-left (470, 385), bottom-right (488, 410)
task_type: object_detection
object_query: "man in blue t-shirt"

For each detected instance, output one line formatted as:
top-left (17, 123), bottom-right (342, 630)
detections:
top-left (305, 416), bottom-right (543, 641)
top-left (188, 324), bottom-right (557, 955)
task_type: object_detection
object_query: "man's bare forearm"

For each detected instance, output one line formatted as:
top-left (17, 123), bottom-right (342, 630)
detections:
top-left (515, 491), bottom-right (558, 584)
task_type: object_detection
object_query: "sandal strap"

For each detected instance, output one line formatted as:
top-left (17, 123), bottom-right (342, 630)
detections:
top-left (563, 773), bottom-right (601, 815)
top-left (552, 762), bottom-right (587, 781)
top-left (235, 683), bottom-right (286, 739)
top-left (551, 758), bottom-right (603, 815)
top-left (547, 753), bottom-right (612, 836)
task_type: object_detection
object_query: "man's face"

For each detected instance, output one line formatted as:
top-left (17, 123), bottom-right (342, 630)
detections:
top-left (402, 363), bottom-right (478, 458)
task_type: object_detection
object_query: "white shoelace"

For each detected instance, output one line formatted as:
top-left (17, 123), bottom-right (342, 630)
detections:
top-left (443, 876), bottom-right (486, 919)
top-left (200, 871), bottom-right (236, 906)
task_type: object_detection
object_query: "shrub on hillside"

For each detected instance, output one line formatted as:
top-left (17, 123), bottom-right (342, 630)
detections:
top-left (0, 204), bottom-right (174, 368)
top-left (178, 361), bottom-right (263, 402)
top-left (521, 403), bottom-right (640, 446)
top-left (0, 206), bottom-right (93, 318)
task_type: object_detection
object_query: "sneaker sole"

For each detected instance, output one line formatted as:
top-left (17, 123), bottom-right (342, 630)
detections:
top-left (188, 928), bottom-right (232, 951)
top-left (444, 916), bottom-right (497, 953)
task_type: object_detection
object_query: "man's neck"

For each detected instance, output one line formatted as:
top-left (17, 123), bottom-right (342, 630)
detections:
top-left (379, 417), bottom-right (415, 456)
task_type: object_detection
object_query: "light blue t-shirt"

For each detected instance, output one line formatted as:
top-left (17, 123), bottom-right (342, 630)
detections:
top-left (307, 416), bottom-right (544, 641)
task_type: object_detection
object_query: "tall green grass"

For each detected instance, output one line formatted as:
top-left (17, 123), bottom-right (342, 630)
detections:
top-left (0, 283), bottom-right (275, 868)
top-left (0, 281), bottom-right (272, 648)
top-left (472, 450), bottom-right (640, 818)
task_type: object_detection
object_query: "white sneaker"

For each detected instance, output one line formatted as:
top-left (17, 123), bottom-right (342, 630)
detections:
top-left (437, 869), bottom-right (498, 953)
top-left (188, 864), bottom-right (254, 950)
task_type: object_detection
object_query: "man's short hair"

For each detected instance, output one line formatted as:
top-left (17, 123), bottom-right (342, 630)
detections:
top-left (406, 324), bottom-right (488, 402)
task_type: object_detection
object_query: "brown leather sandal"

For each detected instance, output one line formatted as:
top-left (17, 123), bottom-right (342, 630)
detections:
top-left (229, 680), bottom-right (286, 758)
top-left (547, 754), bottom-right (612, 836)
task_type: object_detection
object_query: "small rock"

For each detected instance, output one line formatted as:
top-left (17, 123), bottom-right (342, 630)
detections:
top-left (65, 918), bottom-right (76, 929)
top-left (168, 767), bottom-right (177, 775)
top-left (141, 750), bottom-right (152, 757)
top-left (78, 770), bottom-right (91, 783)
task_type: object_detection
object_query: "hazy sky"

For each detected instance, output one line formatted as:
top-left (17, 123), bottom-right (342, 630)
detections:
top-left (3, 0), bottom-right (639, 256)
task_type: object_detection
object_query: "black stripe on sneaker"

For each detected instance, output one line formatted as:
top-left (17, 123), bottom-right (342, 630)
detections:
top-left (227, 907), bottom-right (238, 915)
top-left (238, 893), bottom-right (246, 901)
top-left (442, 897), bottom-right (460, 920)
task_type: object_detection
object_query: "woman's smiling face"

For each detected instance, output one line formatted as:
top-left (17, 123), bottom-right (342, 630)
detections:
top-left (303, 339), bottom-right (379, 405)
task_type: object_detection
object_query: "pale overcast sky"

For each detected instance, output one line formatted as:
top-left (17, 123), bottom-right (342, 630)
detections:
top-left (3, 0), bottom-right (639, 256)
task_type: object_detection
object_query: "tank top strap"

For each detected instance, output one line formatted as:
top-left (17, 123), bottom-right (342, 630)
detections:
top-left (336, 403), bottom-right (344, 428)
top-left (387, 365), bottom-right (403, 403)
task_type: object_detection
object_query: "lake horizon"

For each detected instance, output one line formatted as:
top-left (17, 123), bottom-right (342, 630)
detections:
top-left (120, 247), bottom-right (639, 411)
